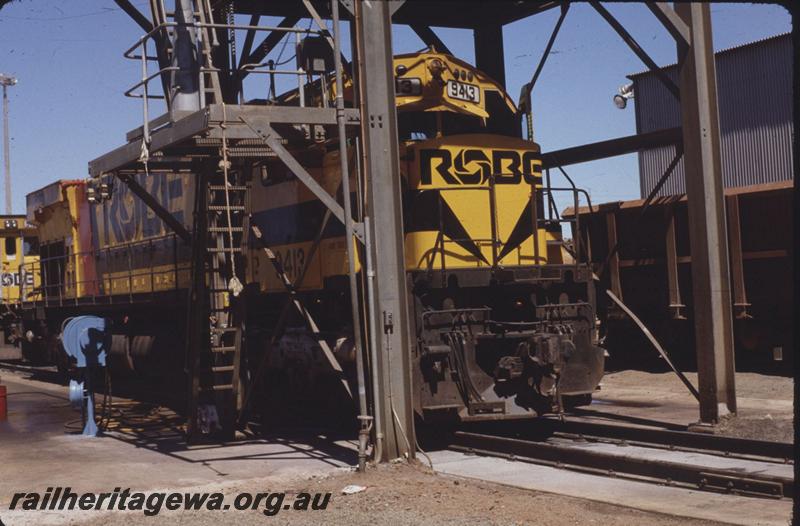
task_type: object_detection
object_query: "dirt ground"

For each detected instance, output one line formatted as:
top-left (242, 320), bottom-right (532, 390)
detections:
top-left (73, 462), bottom-right (728, 526)
top-left (596, 370), bottom-right (794, 442)
top-left (715, 412), bottom-right (794, 443)
top-left (601, 371), bottom-right (793, 401)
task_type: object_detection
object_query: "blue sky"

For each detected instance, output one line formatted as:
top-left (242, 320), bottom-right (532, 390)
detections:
top-left (0, 1), bottom-right (791, 214)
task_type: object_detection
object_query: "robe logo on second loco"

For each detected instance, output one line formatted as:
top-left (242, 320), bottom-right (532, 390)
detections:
top-left (1, 271), bottom-right (33, 287)
top-left (102, 174), bottom-right (187, 245)
top-left (419, 149), bottom-right (542, 185)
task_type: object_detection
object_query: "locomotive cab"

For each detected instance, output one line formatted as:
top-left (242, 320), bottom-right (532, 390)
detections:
top-left (0, 215), bottom-right (40, 359)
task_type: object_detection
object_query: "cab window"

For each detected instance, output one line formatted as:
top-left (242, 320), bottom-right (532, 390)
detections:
top-left (4, 237), bottom-right (16, 260)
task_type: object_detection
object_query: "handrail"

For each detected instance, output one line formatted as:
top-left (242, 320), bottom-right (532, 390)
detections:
top-left (122, 18), bottom-right (326, 106)
top-left (124, 67), bottom-right (179, 99)
top-left (540, 186), bottom-right (588, 266)
top-left (418, 172), bottom-right (590, 277)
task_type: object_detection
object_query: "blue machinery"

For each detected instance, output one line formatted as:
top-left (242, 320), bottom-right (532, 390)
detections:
top-left (64, 316), bottom-right (110, 437)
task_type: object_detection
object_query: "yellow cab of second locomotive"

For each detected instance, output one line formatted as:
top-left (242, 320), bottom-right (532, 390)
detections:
top-left (26, 180), bottom-right (97, 301)
top-left (0, 215), bottom-right (39, 304)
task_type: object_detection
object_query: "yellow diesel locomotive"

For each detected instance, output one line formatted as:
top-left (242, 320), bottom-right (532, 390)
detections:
top-left (247, 50), bottom-right (604, 421)
top-left (21, 50), bottom-right (604, 424)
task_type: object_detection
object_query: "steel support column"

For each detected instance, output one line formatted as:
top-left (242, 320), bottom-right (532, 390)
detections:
top-left (354, 0), bottom-right (414, 461)
top-left (2, 83), bottom-right (11, 215)
top-left (675, 2), bottom-right (736, 422)
top-left (171, 0), bottom-right (201, 112)
top-left (474, 24), bottom-right (506, 88)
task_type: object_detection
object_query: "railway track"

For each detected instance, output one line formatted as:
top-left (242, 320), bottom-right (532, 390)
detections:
top-left (449, 424), bottom-right (794, 500)
top-left (535, 417), bottom-right (793, 463)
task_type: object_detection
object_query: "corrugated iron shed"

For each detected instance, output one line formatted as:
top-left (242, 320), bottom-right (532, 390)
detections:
top-left (630, 33), bottom-right (792, 197)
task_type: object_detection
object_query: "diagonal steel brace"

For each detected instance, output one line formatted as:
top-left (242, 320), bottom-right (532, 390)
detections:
top-left (251, 224), bottom-right (353, 399)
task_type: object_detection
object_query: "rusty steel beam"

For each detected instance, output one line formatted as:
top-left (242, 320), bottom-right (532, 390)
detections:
top-left (541, 127), bottom-right (682, 169)
top-left (605, 212), bottom-right (622, 300)
top-left (725, 194), bottom-right (751, 320)
top-left (591, 1), bottom-right (680, 101)
top-left (239, 16), bottom-right (301, 80)
top-left (114, 0), bottom-right (153, 32)
top-left (410, 23), bottom-right (452, 55)
top-left (474, 23), bottom-right (506, 88)
top-left (607, 290), bottom-right (701, 402)
top-left (617, 250), bottom-right (788, 268)
top-left (647, 2), bottom-right (691, 46)
top-left (525, 3), bottom-right (570, 94)
top-left (566, 180), bottom-right (792, 216)
top-left (238, 14), bottom-right (261, 69)
top-left (664, 205), bottom-right (685, 319)
top-left (639, 145), bottom-right (683, 213)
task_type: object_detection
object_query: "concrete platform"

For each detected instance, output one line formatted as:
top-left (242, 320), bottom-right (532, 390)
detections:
top-left (0, 370), bottom-right (357, 524)
top-left (0, 346), bottom-right (22, 360)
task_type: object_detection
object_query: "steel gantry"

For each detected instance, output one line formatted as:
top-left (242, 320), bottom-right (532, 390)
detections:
top-left (93, 0), bottom-right (422, 459)
top-left (92, 0), bottom-right (736, 461)
top-left (517, 1), bottom-right (736, 423)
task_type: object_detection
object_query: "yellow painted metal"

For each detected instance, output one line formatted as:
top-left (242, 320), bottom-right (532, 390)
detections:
top-left (392, 50), bottom-right (517, 118)
top-left (29, 174), bottom-right (195, 301)
top-left (284, 50), bottom-right (516, 121)
top-left (402, 133), bottom-right (547, 268)
top-left (0, 215), bottom-right (39, 304)
top-left (101, 263), bottom-right (191, 295)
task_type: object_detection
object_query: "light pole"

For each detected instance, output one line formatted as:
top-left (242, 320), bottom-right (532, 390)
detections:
top-left (0, 74), bottom-right (17, 215)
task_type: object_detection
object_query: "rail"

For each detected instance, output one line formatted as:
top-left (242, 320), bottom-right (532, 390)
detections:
top-left (450, 430), bottom-right (793, 500)
top-left (18, 234), bottom-right (190, 309)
